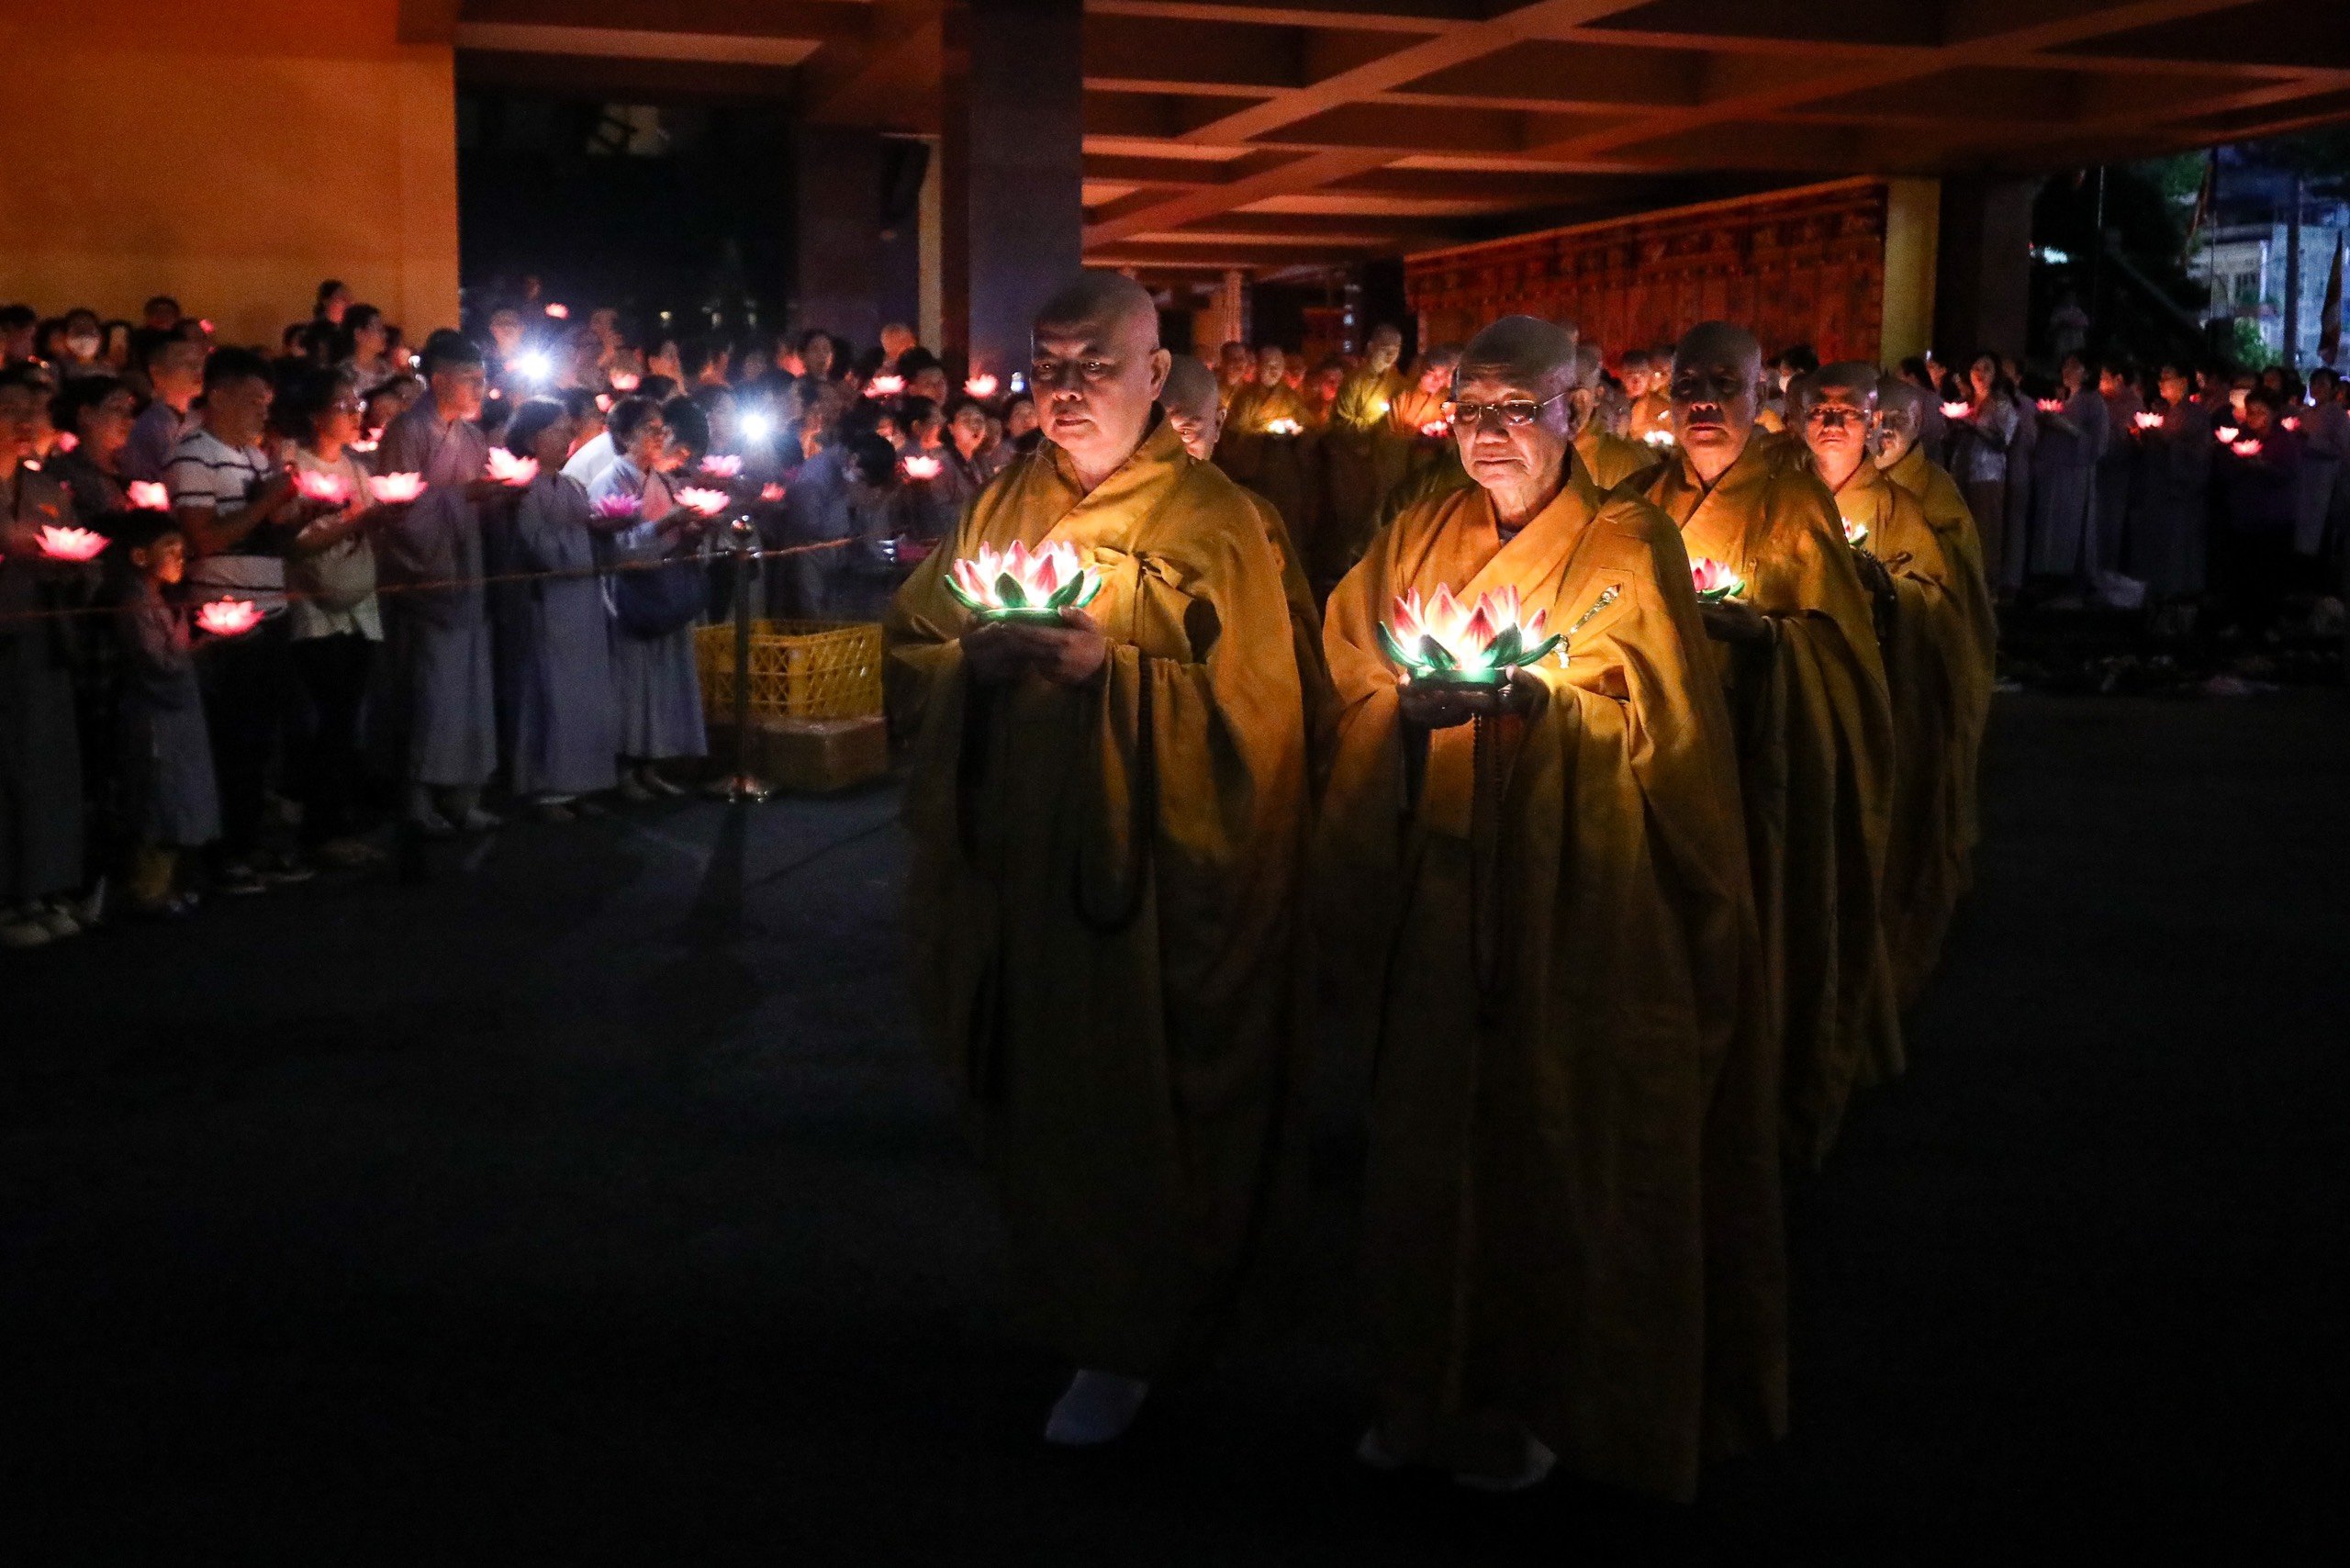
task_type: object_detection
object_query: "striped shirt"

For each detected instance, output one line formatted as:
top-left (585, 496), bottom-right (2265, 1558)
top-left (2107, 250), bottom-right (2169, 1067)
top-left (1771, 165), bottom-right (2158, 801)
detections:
top-left (165, 429), bottom-right (287, 616)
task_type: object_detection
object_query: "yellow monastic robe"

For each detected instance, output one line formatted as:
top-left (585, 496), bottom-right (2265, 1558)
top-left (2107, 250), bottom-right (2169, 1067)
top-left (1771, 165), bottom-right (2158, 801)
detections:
top-left (1646, 441), bottom-right (1898, 1170)
top-left (1578, 425), bottom-right (1668, 492)
top-left (886, 420), bottom-right (1311, 1375)
top-left (1885, 443), bottom-right (1997, 886)
top-left (1319, 460), bottom-right (1785, 1502)
top-left (1818, 458), bottom-right (1967, 1021)
top-left (1238, 485), bottom-right (1341, 793)
top-left (1386, 383), bottom-right (1454, 490)
top-left (1628, 388), bottom-right (1673, 441)
top-left (1221, 380), bottom-right (1315, 546)
top-left (1325, 366), bottom-right (1410, 556)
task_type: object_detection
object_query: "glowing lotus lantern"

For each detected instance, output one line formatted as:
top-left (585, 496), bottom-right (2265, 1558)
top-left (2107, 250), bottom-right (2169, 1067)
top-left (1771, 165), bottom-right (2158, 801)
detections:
top-left (674, 486), bottom-right (732, 518)
top-left (1264, 417), bottom-right (1304, 436)
top-left (1941, 400), bottom-right (1972, 420)
top-left (699, 454), bottom-right (744, 479)
top-left (944, 540), bottom-right (1102, 622)
top-left (1418, 418), bottom-right (1449, 439)
top-left (2230, 438), bottom-right (2263, 458)
top-left (1377, 585), bottom-right (1560, 685)
top-left (865, 374), bottom-right (906, 399)
top-left (901, 454), bottom-right (944, 481)
top-left (544, 302), bottom-right (570, 320)
top-left (349, 436), bottom-right (379, 454)
top-left (609, 371), bottom-right (641, 393)
top-left (591, 493), bottom-right (642, 522)
top-left (965, 374), bottom-right (1000, 399)
top-left (55, 431), bottom-right (78, 454)
top-left (484, 449), bottom-right (538, 487)
top-left (596, 394), bottom-right (613, 413)
top-left (367, 472), bottom-right (426, 505)
top-left (128, 480), bottom-right (169, 511)
top-left (2281, 415), bottom-right (2302, 432)
top-left (1842, 518), bottom-right (1872, 550)
top-left (1690, 558), bottom-right (1745, 603)
top-left (291, 468), bottom-right (352, 505)
top-left (1643, 428), bottom-right (1677, 449)
top-left (2214, 424), bottom-right (2240, 443)
top-left (38, 525), bottom-right (106, 562)
top-left (2036, 398), bottom-right (2064, 414)
top-left (195, 598), bottom-right (263, 638)
top-left (759, 482), bottom-right (786, 504)
top-left (2133, 410), bottom-right (2164, 431)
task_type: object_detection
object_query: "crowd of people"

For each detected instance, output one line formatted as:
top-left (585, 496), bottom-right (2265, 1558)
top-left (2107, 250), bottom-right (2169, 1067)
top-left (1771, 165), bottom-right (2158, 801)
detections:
top-left (0, 283), bottom-right (1052, 947)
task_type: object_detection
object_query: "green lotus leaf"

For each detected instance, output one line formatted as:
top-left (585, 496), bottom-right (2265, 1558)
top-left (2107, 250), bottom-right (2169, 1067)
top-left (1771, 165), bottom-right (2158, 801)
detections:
top-left (1070, 572), bottom-right (1102, 610)
top-left (945, 575), bottom-right (983, 610)
top-left (1046, 577), bottom-right (1083, 610)
top-left (1418, 635), bottom-right (1456, 673)
top-left (1377, 622), bottom-right (1411, 667)
top-left (1487, 625), bottom-right (1524, 667)
top-left (1514, 633), bottom-right (1562, 667)
top-left (995, 572), bottom-right (1026, 610)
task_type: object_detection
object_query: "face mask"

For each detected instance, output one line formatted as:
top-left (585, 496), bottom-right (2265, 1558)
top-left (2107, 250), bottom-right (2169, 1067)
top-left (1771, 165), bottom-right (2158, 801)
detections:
top-left (66, 334), bottom-right (101, 359)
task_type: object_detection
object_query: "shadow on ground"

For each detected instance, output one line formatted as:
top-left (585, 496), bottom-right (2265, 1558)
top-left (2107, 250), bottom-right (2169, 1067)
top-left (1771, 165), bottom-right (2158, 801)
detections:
top-left (4, 694), bottom-right (2345, 1559)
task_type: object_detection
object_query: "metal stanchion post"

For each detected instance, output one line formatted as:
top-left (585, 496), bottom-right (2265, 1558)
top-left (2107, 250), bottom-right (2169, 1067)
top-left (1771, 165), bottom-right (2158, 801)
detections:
top-left (722, 512), bottom-right (773, 802)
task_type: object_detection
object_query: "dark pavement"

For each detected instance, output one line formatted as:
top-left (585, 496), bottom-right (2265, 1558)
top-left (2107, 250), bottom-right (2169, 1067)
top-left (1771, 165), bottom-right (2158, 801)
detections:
top-left (4, 690), bottom-right (2344, 1561)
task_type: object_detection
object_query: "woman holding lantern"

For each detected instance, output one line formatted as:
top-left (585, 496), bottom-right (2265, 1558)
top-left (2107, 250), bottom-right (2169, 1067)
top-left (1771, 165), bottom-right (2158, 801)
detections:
top-left (1318, 316), bottom-right (1781, 1500)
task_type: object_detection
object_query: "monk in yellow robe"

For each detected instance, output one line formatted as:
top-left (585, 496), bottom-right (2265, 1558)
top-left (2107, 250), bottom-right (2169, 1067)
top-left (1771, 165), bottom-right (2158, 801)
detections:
top-left (1875, 375), bottom-right (1998, 966)
top-left (1643, 324), bottom-right (1898, 1170)
top-left (1214, 339), bottom-right (1253, 415)
top-left (886, 274), bottom-right (1312, 1448)
top-left (1221, 344), bottom-right (1315, 546)
top-left (1323, 326), bottom-right (1409, 547)
top-left (1321, 317), bottom-right (1785, 1499)
top-left (1385, 346), bottom-right (1460, 492)
top-left (1792, 364), bottom-right (1966, 1024)
top-left (1573, 343), bottom-right (1668, 489)
top-left (1163, 353), bottom-right (1339, 786)
top-left (1621, 347), bottom-right (1673, 441)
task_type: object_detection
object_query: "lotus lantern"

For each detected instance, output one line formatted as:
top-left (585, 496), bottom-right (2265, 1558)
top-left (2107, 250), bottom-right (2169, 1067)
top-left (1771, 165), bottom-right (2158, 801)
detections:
top-left (38, 525), bottom-right (106, 562)
top-left (1643, 428), bottom-right (1678, 449)
top-left (1264, 417), bottom-right (1304, 436)
top-left (128, 481), bottom-right (170, 511)
top-left (2036, 398), bottom-right (2064, 413)
top-left (901, 454), bottom-right (944, 481)
top-left (1941, 400), bottom-right (1972, 419)
top-left (1690, 558), bottom-right (1745, 603)
top-left (291, 468), bottom-right (353, 505)
top-left (367, 473), bottom-right (426, 504)
top-left (485, 448), bottom-right (539, 487)
top-left (1377, 585), bottom-right (1560, 685)
top-left (674, 486), bottom-right (731, 518)
top-left (964, 375), bottom-right (1000, 399)
top-left (945, 540), bottom-right (1102, 622)
top-left (2230, 438), bottom-right (2263, 458)
top-left (865, 374), bottom-right (906, 398)
top-left (759, 482), bottom-right (787, 504)
top-left (1418, 418), bottom-right (1449, 439)
top-left (195, 598), bottom-right (263, 637)
top-left (591, 493), bottom-right (642, 522)
top-left (2133, 410), bottom-right (2163, 431)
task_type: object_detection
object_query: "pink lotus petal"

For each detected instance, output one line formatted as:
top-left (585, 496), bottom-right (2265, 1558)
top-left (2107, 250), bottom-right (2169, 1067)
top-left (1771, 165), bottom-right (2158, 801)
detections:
top-left (2230, 438), bottom-right (2262, 458)
top-left (675, 486), bottom-right (731, 518)
top-left (2133, 411), bottom-right (2163, 431)
top-left (1419, 419), bottom-right (1449, 438)
top-left (700, 454), bottom-right (744, 478)
top-left (609, 371), bottom-right (641, 392)
top-left (591, 493), bottom-right (642, 521)
top-left (2036, 398), bottom-right (2063, 413)
top-left (759, 482), bottom-right (786, 503)
top-left (965, 375), bottom-right (1000, 398)
top-left (543, 302), bottom-right (570, 319)
top-left (2214, 425), bottom-right (2240, 443)
top-left (1941, 401), bottom-right (1971, 419)
top-left (865, 374), bottom-right (906, 398)
top-left (56, 431), bottom-right (78, 453)
top-left (128, 480), bottom-right (170, 511)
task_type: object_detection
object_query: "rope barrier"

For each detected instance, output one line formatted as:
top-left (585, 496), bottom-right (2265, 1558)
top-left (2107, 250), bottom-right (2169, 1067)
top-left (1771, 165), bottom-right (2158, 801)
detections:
top-left (0, 535), bottom-right (863, 629)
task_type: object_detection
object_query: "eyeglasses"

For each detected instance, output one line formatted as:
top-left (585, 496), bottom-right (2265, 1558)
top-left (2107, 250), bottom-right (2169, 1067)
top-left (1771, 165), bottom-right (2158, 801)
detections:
top-left (1445, 392), bottom-right (1566, 430)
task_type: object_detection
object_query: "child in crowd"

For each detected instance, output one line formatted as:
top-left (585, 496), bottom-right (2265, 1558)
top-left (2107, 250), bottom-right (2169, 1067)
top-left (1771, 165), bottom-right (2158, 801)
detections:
top-left (114, 513), bottom-right (218, 918)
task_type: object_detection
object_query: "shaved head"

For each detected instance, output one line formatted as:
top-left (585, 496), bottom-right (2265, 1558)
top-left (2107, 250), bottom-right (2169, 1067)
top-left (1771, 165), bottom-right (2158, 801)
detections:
top-left (1161, 355), bottom-right (1220, 423)
top-left (1673, 321), bottom-right (1762, 386)
top-left (1874, 374), bottom-right (1928, 469)
top-left (1876, 375), bottom-right (1927, 421)
top-left (1459, 315), bottom-right (1580, 397)
top-left (1807, 361), bottom-right (1882, 406)
top-left (1573, 342), bottom-right (1605, 386)
top-left (1035, 270), bottom-right (1160, 350)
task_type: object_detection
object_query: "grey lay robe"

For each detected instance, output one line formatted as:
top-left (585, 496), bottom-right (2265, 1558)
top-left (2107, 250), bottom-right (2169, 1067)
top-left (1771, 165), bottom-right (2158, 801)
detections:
top-left (0, 467), bottom-right (86, 902)
top-left (588, 459), bottom-right (707, 762)
top-left (2096, 387), bottom-right (2143, 574)
top-left (2002, 397), bottom-right (2037, 590)
top-left (2128, 403), bottom-right (2211, 599)
top-left (117, 580), bottom-right (219, 848)
top-left (507, 474), bottom-right (620, 796)
top-left (2294, 401), bottom-right (2347, 557)
top-left (376, 405), bottom-right (498, 789)
top-left (2027, 388), bottom-right (2107, 578)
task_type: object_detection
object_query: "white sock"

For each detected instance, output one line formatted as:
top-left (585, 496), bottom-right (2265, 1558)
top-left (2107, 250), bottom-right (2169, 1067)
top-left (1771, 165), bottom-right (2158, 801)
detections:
top-left (1043, 1370), bottom-right (1150, 1447)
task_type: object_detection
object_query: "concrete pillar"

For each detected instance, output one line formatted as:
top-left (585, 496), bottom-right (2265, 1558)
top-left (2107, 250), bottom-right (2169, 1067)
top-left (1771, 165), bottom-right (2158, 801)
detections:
top-left (1934, 175), bottom-right (2038, 360)
top-left (1879, 177), bottom-right (1941, 367)
top-left (1214, 270), bottom-right (1248, 351)
top-left (941, 0), bottom-right (1085, 380)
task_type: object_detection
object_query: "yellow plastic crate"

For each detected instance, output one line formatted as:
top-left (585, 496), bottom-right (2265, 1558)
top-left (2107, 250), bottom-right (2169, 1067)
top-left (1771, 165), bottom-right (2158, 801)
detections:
top-left (695, 619), bottom-right (884, 722)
